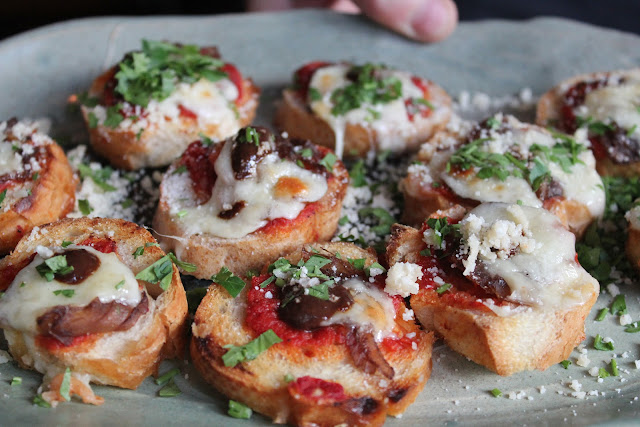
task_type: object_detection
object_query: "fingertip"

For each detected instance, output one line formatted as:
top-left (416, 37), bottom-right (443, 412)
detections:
top-left (410, 0), bottom-right (458, 43)
top-left (355, 0), bottom-right (459, 43)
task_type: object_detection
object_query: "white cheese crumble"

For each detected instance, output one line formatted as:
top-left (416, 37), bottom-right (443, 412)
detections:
top-left (384, 262), bottom-right (423, 297)
top-left (620, 314), bottom-right (633, 326)
top-left (576, 354), bottom-right (591, 367)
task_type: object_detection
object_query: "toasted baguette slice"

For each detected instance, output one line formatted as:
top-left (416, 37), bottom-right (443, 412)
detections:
top-left (387, 203), bottom-right (599, 376)
top-left (0, 119), bottom-right (76, 254)
top-left (536, 68), bottom-right (640, 177)
top-left (153, 127), bottom-right (349, 279)
top-left (626, 203), bottom-right (640, 271)
top-left (0, 217), bottom-right (187, 406)
top-left (80, 42), bottom-right (259, 170)
top-left (401, 113), bottom-right (605, 238)
top-left (274, 61), bottom-right (451, 158)
top-left (191, 242), bottom-right (434, 426)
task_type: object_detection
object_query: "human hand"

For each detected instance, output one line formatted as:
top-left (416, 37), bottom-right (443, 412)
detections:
top-left (246, 0), bottom-right (458, 43)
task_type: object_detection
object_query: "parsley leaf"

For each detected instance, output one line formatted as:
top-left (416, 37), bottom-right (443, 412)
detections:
top-left (595, 308), bottom-right (609, 321)
top-left (349, 159), bottom-right (367, 187)
top-left (158, 380), bottom-right (181, 397)
top-left (36, 255), bottom-right (74, 281)
top-left (222, 329), bottom-right (282, 367)
top-left (135, 255), bottom-right (175, 290)
top-left (78, 199), bottom-right (93, 216)
top-left (425, 217), bottom-right (461, 249)
top-left (155, 368), bottom-right (180, 386)
top-left (53, 290), bottom-right (75, 298)
top-left (103, 104), bottom-right (124, 128)
top-left (330, 63), bottom-right (402, 116)
top-left (560, 360), bottom-right (571, 369)
top-left (167, 253), bottom-right (197, 272)
top-left (228, 400), bottom-right (252, 419)
top-left (0, 189), bottom-right (6, 207)
top-left (87, 112), bottom-right (98, 129)
top-left (115, 40), bottom-right (226, 107)
top-left (78, 163), bottom-right (116, 192)
top-left (308, 87), bottom-right (322, 102)
top-left (307, 281), bottom-right (331, 300)
top-left (610, 294), bottom-right (627, 315)
top-left (491, 388), bottom-right (502, 398)
top-left (33, 394), bottom-right (51, 408)
top-left (172, 165), bottom-right (187, 175)
top-left (320, 153), bottom-right (337, 172)
top-left (60, 368), bottom-right (72, 401)
top-left (436, 283), bottom-right (452, 294)
top-left (358, 207), bottom-right (395, 236)
top-left (211, 267), bottom-right (246, 298)
top-left (237, 126), bottom-right (260, 146)
top-left (593, 334), bottom-right (614, 351)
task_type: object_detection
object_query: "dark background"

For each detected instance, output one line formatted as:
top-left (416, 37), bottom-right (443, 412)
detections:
top-left (1, 1), bottom-right (639, 40)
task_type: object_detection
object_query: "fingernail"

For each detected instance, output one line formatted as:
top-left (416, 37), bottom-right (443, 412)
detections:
top-left (410, 0), bottom-right (458, 42)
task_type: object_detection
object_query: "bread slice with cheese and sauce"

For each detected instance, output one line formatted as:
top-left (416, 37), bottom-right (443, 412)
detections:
top-left (191, 241), bottom-right (434, 426)
top-left (0, 118), bottom-right (76, 255)
top-left (0, 217), bottom-right (188, 406)
top-left (274, 61), bottom-right (451, 158)
top-left (536, 68), bottom-right (640, 177)
top-left (400, 113), bottom-right (605, 237)
top-left (79, 40), bottom-right (259, 170)
top-left (153, 126), bottom-right (349, 280)
top-left (387, 202), bottom-right (599, 376)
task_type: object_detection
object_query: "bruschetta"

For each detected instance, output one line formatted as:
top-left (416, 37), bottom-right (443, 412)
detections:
top-left (536, 68), bottom-right (640, 177)
top-left (80, 40), bottom-right (260, 170)
top-left (0, 118), bottom-right (76, 255)
top-left (0, 217), bottom-right (188, 406)
top-left (386, 202), bottom-right (599, 376)
top-left (400, 113), bottom-right (605, 237)
top-left (274, 61), bottom-right (451, 158)
top-left (191, 242), bottom-right (433, 426)
top-left (153, 126), bottom-right (349, 279)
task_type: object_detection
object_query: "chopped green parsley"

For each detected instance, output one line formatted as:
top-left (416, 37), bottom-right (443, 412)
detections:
top-left (222, 329), bottom-right (282, 367)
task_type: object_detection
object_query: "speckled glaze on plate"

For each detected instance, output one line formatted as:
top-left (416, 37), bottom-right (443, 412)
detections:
top-left (0, 10), bottom-right (640, 426)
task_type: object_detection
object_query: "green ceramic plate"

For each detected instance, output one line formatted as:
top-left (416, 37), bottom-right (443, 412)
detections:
top-left (1, 10), bottom-right (640, 425)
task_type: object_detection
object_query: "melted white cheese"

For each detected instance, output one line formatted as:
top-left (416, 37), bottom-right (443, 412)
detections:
top-left (322, 278), bottom-right (396, 342)
top-left (308, 64), bottom-right (425, 158)
top-left (91, 78), bottom-right (240, 136)
top-left (458, 203), bottom-right (598, 313)
top-left (581, 80), bottom-right (640, 139)
top-left (171, 140), bottom-right (328, 239)
top-left (428, 115), bottom-right (605, 216)
top-left (0, 245), bottom-right (141, 334)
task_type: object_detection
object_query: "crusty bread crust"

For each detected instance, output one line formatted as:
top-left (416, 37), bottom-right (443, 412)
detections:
top-left (274, 83), bottom-right (451, 158)
top-left (0, 217), bottom-right (188, 390)
top-left (401, 124), bottom-right (601, 238)
top-left (627, 225), bottom-right (640, 272)
top-left (82, 67), bottom-right (260, 170)
top-left (191, 242), bottom-right (434, 425)
top-left (153, 149), bottom-right (350, 280)
top-left (536, 68), bottom-right (640, 177)
top-left (387, 223), bottom-right (598, 376)
top-left (0, 140), bottom-right (76, 255)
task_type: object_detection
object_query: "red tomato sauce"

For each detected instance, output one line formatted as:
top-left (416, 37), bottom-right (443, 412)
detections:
top-left (288, 376), bottom-right (347, 403)
top-left (245, 277), bottom-right (346, 347)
